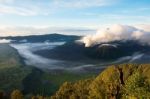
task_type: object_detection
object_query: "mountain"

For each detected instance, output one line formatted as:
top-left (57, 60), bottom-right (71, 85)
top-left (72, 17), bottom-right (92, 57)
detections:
top-left (34, 40), bottom-right (150, 62)
top-left (0, 34), bottom-right (150, 98)
top-left (85, 40), bottom-right (150, 60)
top-left (34, 41), bottom-right (90, 62)
top-left (0, 33), bottom-right (80, 43)
top-left (3, 64), bottom-right (149, 99)
top-left (2, 33), bottom-right (150, 62)
top-left (0, 44), bottom-right (31, 92)
top-left (51, 64), bottom-right (150, 99)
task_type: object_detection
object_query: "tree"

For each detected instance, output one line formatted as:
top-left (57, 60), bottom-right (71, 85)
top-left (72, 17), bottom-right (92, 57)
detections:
top-left (122, 71), bottom-right (150, 99)
top-left (11, 90), bottom-right (23, 99)
top-left (51, 82), bottom-right (74, 99)
top-left (51, 64), bottom-right (150, 99)
top-left (0, 90), bottom-right (4, 99)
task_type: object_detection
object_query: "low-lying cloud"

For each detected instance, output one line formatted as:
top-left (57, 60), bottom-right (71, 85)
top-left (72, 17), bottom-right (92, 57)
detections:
top-left (10, 42), bottom-right (65, 70)
top-left (0, 39), bottom-right (11, 43)
top-left (81, 24), bottom-right (150, 47)
top-left (10, 42), bottom-right (104, 72)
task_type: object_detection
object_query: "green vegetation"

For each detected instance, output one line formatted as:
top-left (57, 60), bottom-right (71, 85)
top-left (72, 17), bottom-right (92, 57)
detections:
top-left (0, 44), bottom-right (97, 96)
top-left (41, 71), bottom-right (97, 95)
top-left (0, 44), bottom-right (31, 92)
top-left (0, 44), bottom-right (21, 69)
top-left (23, 70), bottom-right (97, 96)
top-left (123, 71), bottom-right (150, 98)
top-left (0, 67), bottom-right (31, 92)
top-left (52, 64), bottom-right (150, 99)
top-left (1, 44), bottom-right (150, 99)
top-left (1, 64), bottom-right (150, 99)
top-left (11, 90), bottom-right (23, 99)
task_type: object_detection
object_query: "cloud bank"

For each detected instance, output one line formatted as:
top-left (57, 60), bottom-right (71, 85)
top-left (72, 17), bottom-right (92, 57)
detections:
top-left (0, 0), bottom-right (113, 16)
top-left (81, 24), bottom-right (150, 47)
top-left (0, 39), bottom-right (11, 43)
top-left (0, 26), bottom-right (95, 37)
top-left (53, 0), bottom-right (112, 8)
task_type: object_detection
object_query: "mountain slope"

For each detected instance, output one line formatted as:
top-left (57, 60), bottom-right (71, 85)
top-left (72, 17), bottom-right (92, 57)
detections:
top-left (35, 40), bottom-right (150, 62)
top-left (51, 64), bottom-right (150, 99)
top-left (0, 34), bottom-right (80, 43)
top-left (0, 44), bottom-right (31, 92)
top-left (0, 44), bottom-right (22, 68)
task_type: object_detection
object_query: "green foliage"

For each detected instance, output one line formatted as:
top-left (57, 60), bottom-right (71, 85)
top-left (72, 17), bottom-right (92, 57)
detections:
top-left (0, 44), bottom-right (22, 69)
top-left (122, 71), bottom-right (150, 99)
top-left (11, 89), bottom-right (23, 99)
top-left (3, 64), bottom-right (149, 99)
top-left (31, 95), bottom-right (50, 99)
top-left (51, 79), bottom-right (93, 99)
top-left (0, 67), bottom-right (31, 92)
top-left (0, 44), bottom-right (32, 92)
top-left (89, 79), bottom-right (105, 99)
top-left (51, 64), bottom-right (150, 99)
top-left (40, 71), bottom-right (96, 96)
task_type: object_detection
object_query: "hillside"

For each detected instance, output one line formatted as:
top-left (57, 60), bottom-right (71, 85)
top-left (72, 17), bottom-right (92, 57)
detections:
top-left (0, 44), bottom-right (21, 68)
top-left (0, 44), bottom-right (97, 96)
top-left (51, 64), bottom-right (150, 99)
top-left (0, 64), bottom-right (150, 99)
top-left (0, 34), bottom-right (80, 43)
top-left (35, 40), bottom-right (150, 62)
top-left (0, 44), bottom-right (31, 92)
top-left (0, 34), bottom-right (150, 98)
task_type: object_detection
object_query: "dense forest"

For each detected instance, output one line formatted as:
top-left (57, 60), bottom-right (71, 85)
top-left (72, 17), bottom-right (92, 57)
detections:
top-left (1, 64), bottom-right (150, 99)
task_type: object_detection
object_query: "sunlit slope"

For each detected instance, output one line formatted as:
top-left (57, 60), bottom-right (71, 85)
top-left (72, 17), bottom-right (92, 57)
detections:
top-left (52, 64), bottom-right (150, 99)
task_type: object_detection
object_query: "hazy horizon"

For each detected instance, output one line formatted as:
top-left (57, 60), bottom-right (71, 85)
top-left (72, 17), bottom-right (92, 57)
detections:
top-left (0, 0), bottom-right (149, 36)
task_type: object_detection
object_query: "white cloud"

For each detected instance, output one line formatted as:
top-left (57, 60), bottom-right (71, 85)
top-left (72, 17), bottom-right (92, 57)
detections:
top-left (0, 5), bottom-right (38, 16)
top-left (135, 24), bottom-right (150, 32)
top-left (0, 0), bottom-right (50, 16)
top-left (84, 13), bottom-right (150, 20)
top-left (0, 39), bottom-right (11, 43)
top-left (0, 26), bottom-right (95, 37)
top-left (52, 0), bottom-right (113, 8)
top-left (0, 0), bottom-right (14, 3)
top-left (0, 0), bottom-right (115, 16)
top-left (81, 24), bottom-right (150, 47)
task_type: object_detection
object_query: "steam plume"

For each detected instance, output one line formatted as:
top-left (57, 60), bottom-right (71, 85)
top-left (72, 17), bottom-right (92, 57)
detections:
top-left (81, 24), bottom-right (150, 47)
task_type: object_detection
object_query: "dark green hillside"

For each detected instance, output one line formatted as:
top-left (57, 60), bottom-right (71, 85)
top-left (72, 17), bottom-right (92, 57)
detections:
top-left (1, 64), bottom-right (150, 99)
top-left (0, 44), bottom-right (21, 68)
top-left (22, 69), bottom-right (97, 96)
top-left (0, 34), bottom-right (80, 43)
top-left (1, 44), bottom-right (150, 99)
top-left (0, 44), bottom-right (96, 96)
top-left (0, 44), bottom-right (31, 92)
top-left (35, 40), bottom-right (150, 62)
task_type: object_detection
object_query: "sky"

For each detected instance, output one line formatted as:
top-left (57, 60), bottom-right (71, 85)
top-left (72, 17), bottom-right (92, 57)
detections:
top-left (0, 0), bottom-right (150, 36)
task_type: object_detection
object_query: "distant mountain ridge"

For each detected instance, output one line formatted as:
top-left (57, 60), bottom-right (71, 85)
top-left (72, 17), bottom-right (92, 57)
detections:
top-left (35, 40), bottom-right (150, 62)
top-left (2, 33), bottom-right (150, 62)
top-left (0, 33), bottom-right (81, 43)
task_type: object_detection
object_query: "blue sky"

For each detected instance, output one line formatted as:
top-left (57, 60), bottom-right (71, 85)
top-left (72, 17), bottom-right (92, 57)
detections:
top-left (0, 0), bottom-right (149, 36)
